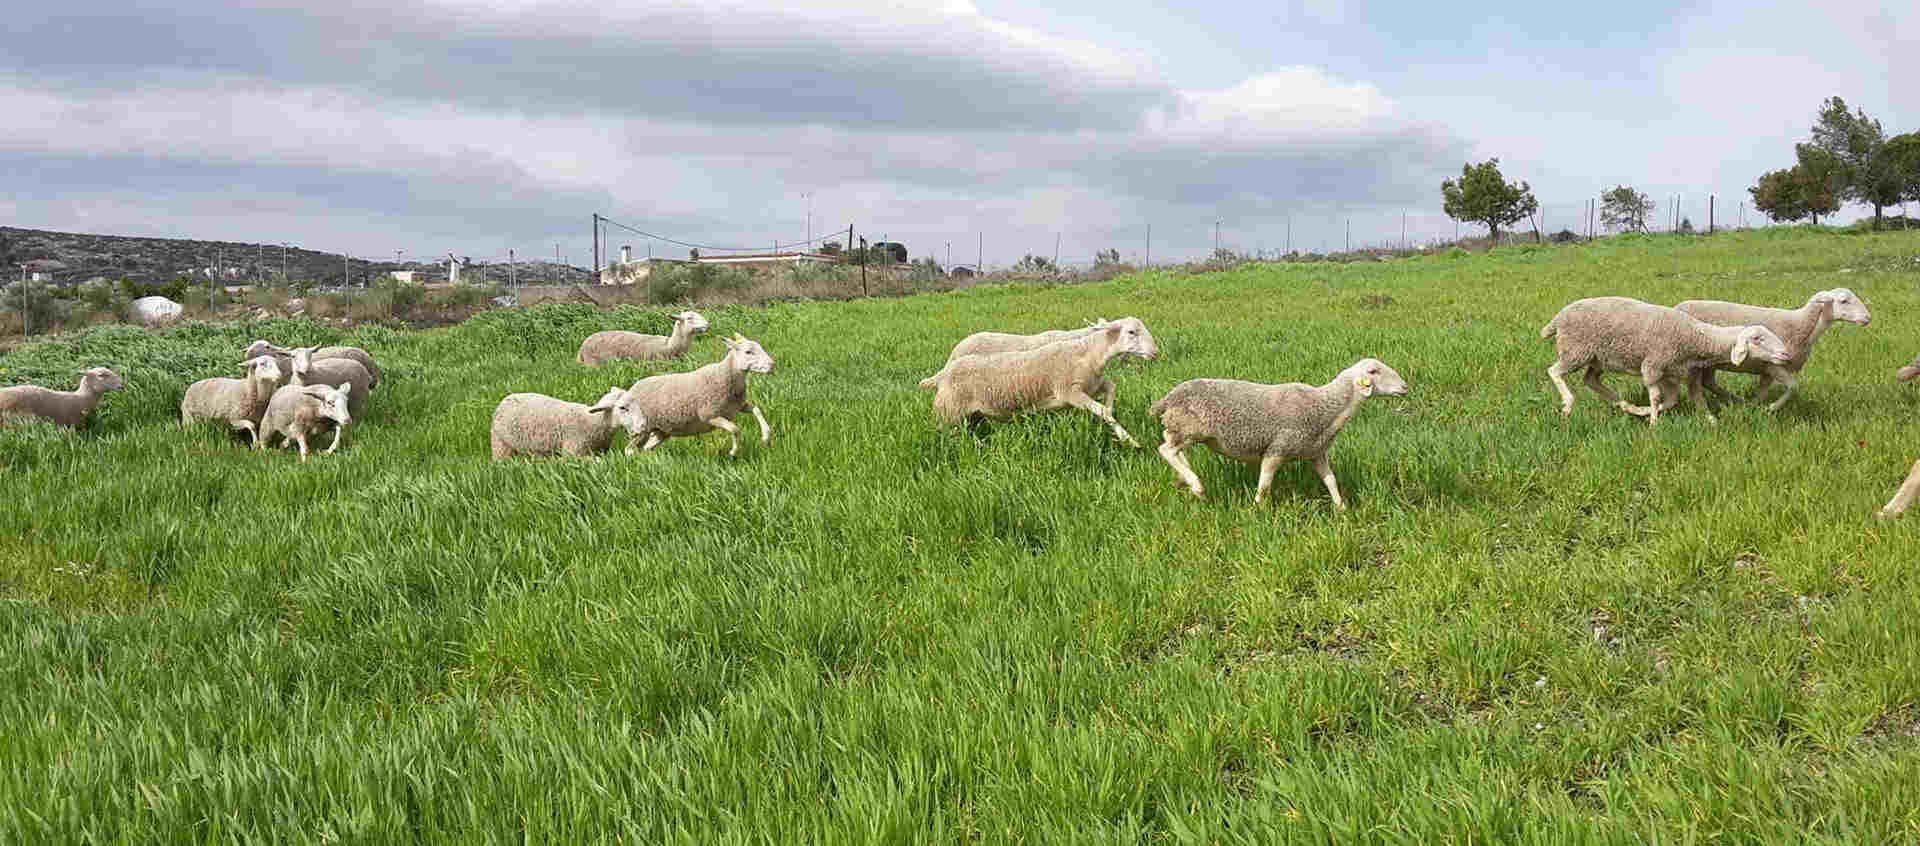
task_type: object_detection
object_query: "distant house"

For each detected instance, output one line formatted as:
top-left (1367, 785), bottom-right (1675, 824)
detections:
top-left (389, 270), bottom-right (417, 283)
top-left (598, 244), bottom-right (844, 285)
top-left (28, 271), bottom-right (52, 283)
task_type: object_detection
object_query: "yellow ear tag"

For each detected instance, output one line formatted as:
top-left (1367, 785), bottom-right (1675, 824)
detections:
top-left (1357, 376), bottom-right (1373, 389)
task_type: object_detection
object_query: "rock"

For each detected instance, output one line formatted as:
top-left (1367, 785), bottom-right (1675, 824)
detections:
top-left (128, 296), bottom-right (184, 326)
top-left (491, 295), bottom-right (519, 308)
top-left (285, 298), bottom-right (306, 312)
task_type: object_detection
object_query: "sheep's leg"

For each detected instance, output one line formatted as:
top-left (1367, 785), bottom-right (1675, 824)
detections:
top-left (1255, 454), bottom-right (1286, 505)
top-left (1580, 366), bottom-right (1629, 412)
top-left (1763, 371), bottom-right (1797, 412)
top-left (1641, 368), bottom-right (1664, 426)
top-left (295, 433), bottom-right (309, 462)
top-left (1687, 370), bottom-right (1718, 424)
top-left (1313, 454), bottom-right (1346, 512)
top-left (1626, 376), bottom-right (1686, 416)
top-left (707, 417), bottom-right (742, 457)
top-left (1156, 432), bottom-right (1203, 497)
top-left (235, 420), bottom-right (258, 444)
top-left (1098, 380), bottom-right (1116, 411)
top-left (1547, 361), bottom-right (1577, 417)
top-left (1700, 370), bottom-right (1740, 403)
top-left (1748, 372), bottom-right (1777, 403)
top-left (743, 402), bottom-right (773, 444)
top-left (325, 422), bottom-right (343, 454)
top-left (1879, 459), bottom-right (1920, 519)
top-left (1063, 389), bottom-right (1139, 447)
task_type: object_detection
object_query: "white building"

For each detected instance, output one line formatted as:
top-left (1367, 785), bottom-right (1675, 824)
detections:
top-left (389, 270), bottom-right (417, 283)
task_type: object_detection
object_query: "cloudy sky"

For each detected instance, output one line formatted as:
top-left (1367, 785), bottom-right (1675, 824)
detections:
top-left (2, 0), bottom-right (1911, 268)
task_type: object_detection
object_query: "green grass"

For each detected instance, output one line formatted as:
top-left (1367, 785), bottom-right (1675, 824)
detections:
top-left (4, 226), bottom-right (1920, 842)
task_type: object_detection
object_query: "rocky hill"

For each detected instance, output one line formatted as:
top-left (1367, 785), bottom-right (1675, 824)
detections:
top-left (0, 225), bottom-right (589, 288)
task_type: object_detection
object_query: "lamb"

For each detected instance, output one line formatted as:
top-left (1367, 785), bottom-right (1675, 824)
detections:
top-left (941, 319), bottom-right (1109, 366)
top-left (244, 340), bottom-right (381, 388)
top-left (490, 388), bottom-right (634, 460)
top-left (0, 367), bottom-right (125, 428)
top-left (1150, 359), bottom-right (1408, 510)
top-left (1674, 288), bottom-right (1870, 410)
top-left (577, 311), bottom-right (710, 365)
top-left (1540, 296), bottom-right (1791, 425)
top-left (288, 347), bottom-right (373, 416)
top-left (256, 384), bottom-right (352, 461)
top-left (602, 333), bottom-right (774, 457)
top-left (179, 356), bottom-right (283, 443)
top-left (917, 316), bottom-right (1158, 446)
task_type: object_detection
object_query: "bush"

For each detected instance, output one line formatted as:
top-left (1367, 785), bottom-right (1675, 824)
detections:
top-left (1550, 229), bottom-right (1580, 243)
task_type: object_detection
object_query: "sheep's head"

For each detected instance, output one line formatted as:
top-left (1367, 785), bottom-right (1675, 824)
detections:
top-left (1347, 359), bottom-right (1409, 398)
top-left (1816, 288), bottom-right (1871, 326)
top-left (243, 339), bottom-right (289, 359)
top-left (287, 347), bottom-right (317, 375)
top-left (599, 388), bottom-right (651, 436)
top-left (676, 311), bottom-right (711, 335)
top-left (241, 355), bottom-right (282, 384)
top-left (302, 384), bottom-right (351, 428)
top-left (1731, 325), bottom-right (1791, 366)
top-left (723, 333), bottom-right (775, 374)
top-left (1103, 317), bottom-right (1158, 361)
top-left (81, 367), bottom-right (125, 393)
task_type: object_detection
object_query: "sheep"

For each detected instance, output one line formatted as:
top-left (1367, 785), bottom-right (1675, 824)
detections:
top-left (1673, 288), bottom-right (1870, 411)
top-left (288, 347), bottom-right (373, 416)
top-left (1879, 459), bottom-right (1920, 519)
top-left (257, 383), bottom-right (352, 461)
top-left (917, 316), bottom-right (1158, 446)
top-left (1540, 296), bottom-right (1791, 425)
top-left (1150, 359), bottom-right (1409, 510)
top-left (244, 340), bottom-right (381, 388)
top-left (1895, 352), bottom-right (1920, 383)
top-left (577, 311), bottom-right (710, 365)
top-left (0, 367), bottom-right (125, 428)
top-left (942, 319), bottom-right (1109, 366)
top-left (602, 333), bottom-right (774, 457)
top-left (180, 355), bottom-right (283, 443)
top-left (489, 388), bottom-right (634, 460)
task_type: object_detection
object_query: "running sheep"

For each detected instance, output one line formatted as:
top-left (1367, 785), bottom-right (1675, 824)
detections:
top-left (490, 388), bottom-right (633, 460)
top-left (603, 333), bottom-right (774, 457)
top-left (917, 317), bottom-right (1158, 446)
top-left (940, 319), bottom-right (1109, 366)
top-left (1540, 296), bottom-right (1791, 425)
top-left (257, 383), bottom-right (353, 461)
top-left (577, 311), bottom-right (710, 365)
top-left (1150, 359), bottom-right (1408, 510)
top-left (180, 356), bottom-right (283, 443)
top-left (0, 367), bottom-right (125, 428)
top-left (1674, 288), bottom-right (1870, 410)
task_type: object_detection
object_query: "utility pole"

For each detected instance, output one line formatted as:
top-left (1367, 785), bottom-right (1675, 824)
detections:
top-left (805, 192), bottom-right (812, 247)
top-left (509, 248), bottom-right (516, 291)
top-left (18, 264), bottom-right (26, 339)
top-left (592, 213), bottom-right (601, 278)
top-left (859, 236), bottom-right (868, 297)
top-left (281, 243), bottom-right (288, 287)
top-left (1346, 219), bottom-right (1351, 253)
top-left (1053, 233), bottom-right (1060, 269)
top-left (1709, 195), bottom-right (1715, 234)
top-left (1286, 217), bottom-right (1291, 254)
top-left (1213, 219), bottom-right (1221, 254)
top-left (1400, 213), bottom-right (1407, 250)
top-left (343, 253), bottom-right (351, 314)
top-left (946, 242), bottom-right (952, 270)
top-left (1145, 223), bottom-right (1151, 267)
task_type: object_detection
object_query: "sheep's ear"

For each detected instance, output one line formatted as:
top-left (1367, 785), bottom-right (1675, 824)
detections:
top-left (587, 400), bottom-right (614, 413)
top-left (1730, 332), bottom-right (1751, 365)
top-left (1355, 374), bottom-right (1374, 397)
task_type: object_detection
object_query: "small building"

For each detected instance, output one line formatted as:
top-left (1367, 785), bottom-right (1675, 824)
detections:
top-left (389, 270), bottom-right (417, 284)
top-left (28, 271), bottom-right (52, 283)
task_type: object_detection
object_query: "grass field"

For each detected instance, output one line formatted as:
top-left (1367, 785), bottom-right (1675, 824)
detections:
top-left (4, 227), bottom-right (1920, 842)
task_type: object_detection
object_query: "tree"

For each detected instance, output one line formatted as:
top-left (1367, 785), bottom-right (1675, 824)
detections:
top-left (1887, 132), bottom-right (1920, 211)
top-left (1805, 96), bottom-right (1903, 227)
top-left (1599, 186), bottom-right (1655, 232)
top-left (1094, 248), bottom-right (1122, 266)
top-left (1441, 159), bottom-right (1539, 240)
top-left (1011, 254), bottom-right (1056, 274)
top-left (1749, 164), bottom-right (1840, 225)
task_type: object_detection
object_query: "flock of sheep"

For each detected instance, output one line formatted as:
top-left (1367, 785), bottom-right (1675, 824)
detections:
top-left (4, 284), bottom-right (1920, 517)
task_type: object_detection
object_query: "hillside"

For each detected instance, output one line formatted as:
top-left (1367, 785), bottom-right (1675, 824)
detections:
top-left (0, 225), bottom-right (590, 287)
top-left (4, 227), bottom-right (1920, 841)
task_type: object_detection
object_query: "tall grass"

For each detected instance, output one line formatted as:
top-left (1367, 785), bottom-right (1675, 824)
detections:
top-left (3, 227), bottom-right (1920, 842)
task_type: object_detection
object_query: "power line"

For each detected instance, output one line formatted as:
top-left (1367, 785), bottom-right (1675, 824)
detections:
top-left (597, 215), bottom-right (841, 254)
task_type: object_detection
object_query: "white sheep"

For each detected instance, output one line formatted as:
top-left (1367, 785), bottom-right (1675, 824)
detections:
top-left (1895, 352), bottom-right (1920, 383)
top-left (288, 347), bottom-right (373, 416)
top-left (1150, 359), bottom-right (1409, 509)
top-left (490, 388), bottom-right (634, 460)
top-left (941, 319), bottom-right (1109, 365)
top-left (917, 317), bottom-right (1158, 446)
top-left (1674, 288), bottom-right (1870, 410)
top-left (1540, 296), bottom-right (1790, 425)
top-left (245, 340), bottom-right (381, 389)
top-left (0, 367), bottom-right (126, 428)
top-left (1880, 460), bottom-right (1920, 519)
top-left (180, 356), bottom-right (283, 443)
top-left (257, 383), bottom-right (353, 461)
top-left (577, 311), bottom-right (710, 365)
top-left (603, 333), bottom-right (773, 457)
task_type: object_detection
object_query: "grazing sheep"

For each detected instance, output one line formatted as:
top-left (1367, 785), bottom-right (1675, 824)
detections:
top-left (1674, 288), bottom-right (1870, 410)
top-left (1150, 359), bottom-right (1409, 509)
top-left (1895, 352), bottom-right (1920, 383)
top-left (1540, 296), bottom-right (1790, 425)
top-left (490, 388), bottom-right (633, 460)
top-left (257, 384), bottom-right (353, 461)
top-left (917, 317), bottom-right (1158, 446)
top-left (288, 347), bottom-right (372, 416)
top-left (0, 367), bottom-right (125, 428)
top-left (180, 356), bottom-right (283, 443)
top-left (1879, 459), bottom-right (1920, 519)
top-left (604, 333), bottom-right (774, 457)
top-left (577, 311), bottom-right (710, 365)
top-left (942, 319), bottom-right (1109, 366)
top-left (245, 340), bottom-right (381, 389)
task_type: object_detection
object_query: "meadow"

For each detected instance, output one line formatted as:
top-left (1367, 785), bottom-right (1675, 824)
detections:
top-left (3, 226), bottom-right (1920, 843)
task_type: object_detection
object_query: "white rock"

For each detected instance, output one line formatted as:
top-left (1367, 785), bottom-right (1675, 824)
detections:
top-left (129, 296), bottom-right (184, 326)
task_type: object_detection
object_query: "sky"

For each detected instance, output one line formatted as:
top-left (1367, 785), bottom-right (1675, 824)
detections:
top-left (1, 0), bottom-right (1912, 269)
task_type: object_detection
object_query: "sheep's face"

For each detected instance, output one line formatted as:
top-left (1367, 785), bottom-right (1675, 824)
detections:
top-left (82, 367), bottom-right (125, 393)
top-left (311, 385), bottom-right (352, 427)
top-left (1105, 317), bottom-right (1159, 361)
top-left (1732, 326), bottom-right (1791, 366)
top-left (677, 311), bottom-right (711, 335)
top-left (289, 347), bottom-right (316, 375)
top-left (1819, 288), bottom-right (1871, 326)
top-left (1349, 359), bottom-right (1409, 398)
top-left (724, 335), bottom-right (776, 374)
top-left (601, 391), bottom-right (651, 435)
top-left (242, 355), bottom-right (281, 384)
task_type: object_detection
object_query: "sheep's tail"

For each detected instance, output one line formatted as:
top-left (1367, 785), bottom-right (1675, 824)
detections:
top-left (1539, 319), bottom-right (1557, 339)
top-left (917, 367), bottom-right (948, 389)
